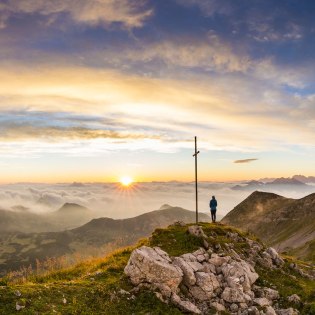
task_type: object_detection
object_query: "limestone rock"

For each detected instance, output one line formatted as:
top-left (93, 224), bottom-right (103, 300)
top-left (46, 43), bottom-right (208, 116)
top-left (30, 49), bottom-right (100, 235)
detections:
top-left (221, 287), bottom-right (246, 303)
top-left (221, 259), bottom-right (258, 292)
top-left (276, 308), bottom-right (299, 315)
top-left (248, 306), bottom-right (260, 315)
top-left (265, 306), bottom-right (277, 315)
top-left (265, 247), bottom-right (284, 266)
top-left (124, 246), bottom-right (183, 294)
top-left (209, 253), bottom-right (231, 267)
top-left (171, 293), bottom-right (201, 314)
top-left (173, 257), bottom-right (196, 286)
top-left (188, 225), bottom-right (207, 238)
top-left (263, 288), bottom-right (279, 300)
top-left (287, 294), bottom-right (301, 304)
top-left (253, 297), bottom-right (271, 307)
top-left (211, 301), bottom-right (226, 311)
top-left (230, 303), bottom-right (238, 312)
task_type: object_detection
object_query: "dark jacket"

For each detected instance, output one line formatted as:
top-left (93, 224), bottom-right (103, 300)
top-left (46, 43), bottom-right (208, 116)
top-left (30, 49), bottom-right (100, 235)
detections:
top-left (210, 199), bottom-right (217, 211)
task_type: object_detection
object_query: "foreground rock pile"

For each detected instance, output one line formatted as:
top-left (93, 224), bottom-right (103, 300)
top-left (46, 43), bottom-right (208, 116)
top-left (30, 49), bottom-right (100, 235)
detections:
top-left (124, 225), bottom-right (300, 315)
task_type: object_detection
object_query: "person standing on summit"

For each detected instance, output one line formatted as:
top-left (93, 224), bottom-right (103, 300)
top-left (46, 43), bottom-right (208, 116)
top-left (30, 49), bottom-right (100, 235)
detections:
top-left (209, 196), bottom-right (217, 223)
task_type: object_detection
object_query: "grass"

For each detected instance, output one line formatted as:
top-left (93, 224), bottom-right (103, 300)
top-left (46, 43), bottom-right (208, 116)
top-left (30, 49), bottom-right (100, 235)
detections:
top-left (0, 222), bottom-right (314, 315)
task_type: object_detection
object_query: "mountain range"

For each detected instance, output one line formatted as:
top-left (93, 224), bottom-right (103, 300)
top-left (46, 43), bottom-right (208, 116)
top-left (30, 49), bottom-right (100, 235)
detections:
top-left (0, 206), bottom-right (209, 275)
top-left (221, 191), bottom-right (315, 263)
top-left (232, 177), bottom-right (314, 193)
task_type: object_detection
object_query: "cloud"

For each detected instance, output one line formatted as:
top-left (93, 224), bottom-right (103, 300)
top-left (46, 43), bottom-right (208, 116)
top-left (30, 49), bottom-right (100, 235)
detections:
top-left (0, 0), bottom-right (153, 29)
top-left (234, 159), bottom-right (258, 164)
top-left (176, 0), bottom-right (306, 43)
top-left (0, 181), bottom-right (313, 220)
top-left (122, 35), bottom-right (250, 73)
top-left (0, 122), bottom-right (161, 141)
top-left (0, 61), bottom-right (314, 157)
top-left (176, 0), bottom-right (233, 16)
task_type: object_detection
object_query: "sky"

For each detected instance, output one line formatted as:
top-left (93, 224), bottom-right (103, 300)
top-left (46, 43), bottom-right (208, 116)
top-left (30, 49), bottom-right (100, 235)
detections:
top-left (0, 0), bottom-right (315, 183)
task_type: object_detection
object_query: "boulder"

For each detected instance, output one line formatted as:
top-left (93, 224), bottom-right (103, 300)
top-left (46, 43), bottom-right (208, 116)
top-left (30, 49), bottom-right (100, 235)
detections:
top-left (192, 248), bottom-right (208, 262)
top-left (230, 303), bottom-right (238, 312)
top-left (171, 293), bottom-right (201, 314)
top-left (248, 306), bottom-right (260, 315)
top-left (189, 272), bottom-right (220, 301)
top-left (265, 306), bottom-right (277, 315)
top-left (209, 253), bottom-right (231, 266)
top-left (211, 301), bottom-right (226, 311)
top-left (221, 287), bottom-right (246, 303)
top-left (265, 247), bottom-right (284, 266)
top-left (276, 308), bottom-right (299, 315)
top-left (221, 259), bottom-right (258, 292)
top-left (173, 257), bottom-right (196, 286)
top-left (287, 294), bottom-right (301, 304)
top-left (263, 288), bottom-right (279, 300)
top-left (188, 225), bottom-right (207, 238)
top-left (124, 246), bottom-right (183, 295)
top-left (253, 297), bottom-right (271, 307)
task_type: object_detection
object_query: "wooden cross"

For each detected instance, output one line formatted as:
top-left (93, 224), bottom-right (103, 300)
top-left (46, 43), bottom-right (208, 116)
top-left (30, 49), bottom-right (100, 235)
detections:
top-left (193, 136), bottom-right (200, 224)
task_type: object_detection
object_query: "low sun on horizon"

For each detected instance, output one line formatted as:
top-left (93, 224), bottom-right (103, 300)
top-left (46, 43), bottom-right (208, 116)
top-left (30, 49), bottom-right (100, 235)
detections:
top-left (119, 176), bottom-right (134, 187)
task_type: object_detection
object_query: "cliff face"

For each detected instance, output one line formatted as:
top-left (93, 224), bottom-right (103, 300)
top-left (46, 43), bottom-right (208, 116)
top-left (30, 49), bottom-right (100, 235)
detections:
top-left (221, 191), bottom-right (315, 262)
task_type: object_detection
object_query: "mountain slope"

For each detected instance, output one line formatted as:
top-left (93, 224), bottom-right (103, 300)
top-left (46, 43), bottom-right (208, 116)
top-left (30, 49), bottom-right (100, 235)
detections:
top-left (0, 208), bottom-right (55, 234)
top-left (0, 207), bottom-right (209, 275)
top-left (0, 203), bottom-right (94, 234)
top-left (221, 191), bottom-right (315, 261)
top-left (48, 203), bottom-right (93, 229)
top-left (0, 223), bottom-right (314, 315)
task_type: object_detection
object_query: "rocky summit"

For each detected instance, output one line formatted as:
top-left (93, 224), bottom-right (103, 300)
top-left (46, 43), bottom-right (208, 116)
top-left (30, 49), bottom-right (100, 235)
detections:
top-left (0, 222), bottom-right (314, 314)
top-left (124, 224), bottom-right (313, 315)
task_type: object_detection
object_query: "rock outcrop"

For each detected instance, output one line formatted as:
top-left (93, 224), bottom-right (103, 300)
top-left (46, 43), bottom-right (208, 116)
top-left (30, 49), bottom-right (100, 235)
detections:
top-left (125, 225), bottom-right (301, 314)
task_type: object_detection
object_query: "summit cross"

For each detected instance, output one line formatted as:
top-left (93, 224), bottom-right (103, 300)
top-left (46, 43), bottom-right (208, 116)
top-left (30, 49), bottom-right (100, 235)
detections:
top-left (193, 136), bottom-right (200, 224)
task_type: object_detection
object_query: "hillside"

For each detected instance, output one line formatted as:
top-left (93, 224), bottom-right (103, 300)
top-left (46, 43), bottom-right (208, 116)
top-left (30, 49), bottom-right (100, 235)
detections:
top-left (0, 203), bottom-right (94, 234)
top-left (0, 207), bottom-right (209, 275)
top-left (0, 223), bottom-right (314, 314)
top-left (0, 208), bottom-right (55, 234)
top-left (48, 202), bottom-right (93, 229)
top-left (221, 191), bottom-right (315, 262)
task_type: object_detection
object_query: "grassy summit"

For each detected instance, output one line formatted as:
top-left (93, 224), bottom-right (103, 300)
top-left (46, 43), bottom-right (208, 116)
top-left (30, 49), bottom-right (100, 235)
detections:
top-left (0, 223), bottom-right (314, 315)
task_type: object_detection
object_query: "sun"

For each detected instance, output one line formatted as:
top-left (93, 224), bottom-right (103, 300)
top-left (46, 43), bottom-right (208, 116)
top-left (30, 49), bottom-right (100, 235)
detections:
top-left (120, 176), bottom-right (133, 187)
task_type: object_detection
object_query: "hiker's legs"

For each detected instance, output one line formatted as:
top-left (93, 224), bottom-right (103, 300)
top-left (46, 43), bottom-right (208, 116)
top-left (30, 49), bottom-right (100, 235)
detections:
top-left (213, 210), bottom-right (216, 222)
top-left (211, 210), bottom-right (215, 222)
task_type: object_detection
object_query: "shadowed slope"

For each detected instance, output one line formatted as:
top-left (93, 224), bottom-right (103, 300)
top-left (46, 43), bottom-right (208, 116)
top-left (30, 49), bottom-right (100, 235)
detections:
top-left (222, 191), bottom-right (315, 261)
top-left (0, 207), bottom-right (209, 274)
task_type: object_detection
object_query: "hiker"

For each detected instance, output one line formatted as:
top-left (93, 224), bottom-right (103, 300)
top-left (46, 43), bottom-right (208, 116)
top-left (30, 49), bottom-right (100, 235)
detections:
top-left (209, 196), bottom-right (217, 223)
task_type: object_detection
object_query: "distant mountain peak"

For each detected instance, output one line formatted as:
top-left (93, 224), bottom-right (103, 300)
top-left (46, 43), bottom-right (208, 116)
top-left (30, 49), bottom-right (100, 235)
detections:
top-left (56, 203), bottom-right (89, 213)
top-left (270, 177), bottom-right (305, 185)
top-left (248, 190), bottom-right (283, 199)
top-left (159, 204), bottom-right (172, 210)
top-left (70, 182), bottom-right (85, 187)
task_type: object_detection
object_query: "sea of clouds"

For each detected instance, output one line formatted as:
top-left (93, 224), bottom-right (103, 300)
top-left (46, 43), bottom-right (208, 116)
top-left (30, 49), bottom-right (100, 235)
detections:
top-left (0, 181), bottom-right (314, 220)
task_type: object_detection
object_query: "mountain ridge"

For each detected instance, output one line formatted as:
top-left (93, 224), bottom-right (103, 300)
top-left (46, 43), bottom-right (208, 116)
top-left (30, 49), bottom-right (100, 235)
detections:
top-left (221, 191), bottom-right (315, 262)
top-left (0, 206), bottom-right (209, 275)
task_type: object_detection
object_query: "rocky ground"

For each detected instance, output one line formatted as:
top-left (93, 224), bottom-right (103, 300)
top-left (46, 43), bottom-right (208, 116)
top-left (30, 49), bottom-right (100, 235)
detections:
top-left (124, 224), bottom-right (314, 315)
top-left (0, 222), bottom-right (314, 314)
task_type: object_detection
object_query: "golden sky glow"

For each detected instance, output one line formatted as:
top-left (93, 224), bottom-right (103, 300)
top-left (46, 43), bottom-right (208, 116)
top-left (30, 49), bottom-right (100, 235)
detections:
top-left (0, 0), bottom-right (315, 183)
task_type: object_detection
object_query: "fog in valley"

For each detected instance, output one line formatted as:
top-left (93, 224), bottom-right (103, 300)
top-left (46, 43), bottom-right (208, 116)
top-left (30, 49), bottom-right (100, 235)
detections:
top-left (1, 179), bottom-right (314, 224)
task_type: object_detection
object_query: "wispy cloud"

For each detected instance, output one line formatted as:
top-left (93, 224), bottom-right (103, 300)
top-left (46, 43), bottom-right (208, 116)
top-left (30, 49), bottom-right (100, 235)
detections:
top-left (234, 159), bottom-right (258, 164)
top-left (0, 0), bottom-right (153, 29)
top-left (0, 62), bottom-right (314, 156)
